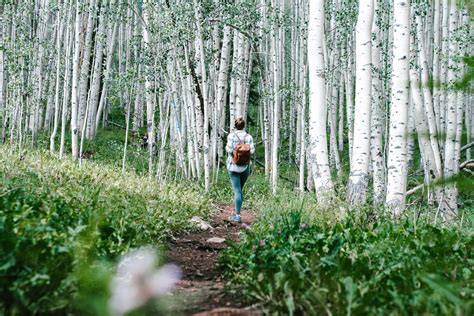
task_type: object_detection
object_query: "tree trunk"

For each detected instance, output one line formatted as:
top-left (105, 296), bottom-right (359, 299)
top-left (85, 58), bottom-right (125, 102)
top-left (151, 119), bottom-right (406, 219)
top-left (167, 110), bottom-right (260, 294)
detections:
top-left (348, 0), bottom-right (374, 206)
top-left (70, 0), bottom-right (81, 160)
top-left (385, 0), bottom-right (411, 216)
top-left (308, 0), bottom-right (334, 203)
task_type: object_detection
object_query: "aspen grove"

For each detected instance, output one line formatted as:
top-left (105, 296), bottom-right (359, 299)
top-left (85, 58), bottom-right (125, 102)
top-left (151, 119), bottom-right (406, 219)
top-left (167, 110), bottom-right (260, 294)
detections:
top-left (0, 0), bottom-right (473, 314)
top-left (2, 0), bottom-right (470, 217)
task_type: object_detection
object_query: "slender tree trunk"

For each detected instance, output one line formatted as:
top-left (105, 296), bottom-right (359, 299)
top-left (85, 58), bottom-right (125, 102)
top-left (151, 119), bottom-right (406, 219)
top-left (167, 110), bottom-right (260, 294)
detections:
top-left (50, 10), bottom-right (63, 153)
top-left (370, 0), bottom-right (386, 205)
top-left (308, 0), bottom-right (334, 203)
top-left (70, 1), bottom-right (81, 160)
top-left (442, 1), bottom-right (459, 218)
top-left (270, 7), bottom-right (280, 195)
top-left (385, 0), bottom-right (411, 216)
top-left (348, 0), bottom-right (374, 205)
top-left (78, 0), bottom-right (96, 129)
top-left (60, 3), bottom-right (73, 159)
top-left (193, 0), bottom-right (210, 191)
top-left (143, 4), bottom-right (155, 177)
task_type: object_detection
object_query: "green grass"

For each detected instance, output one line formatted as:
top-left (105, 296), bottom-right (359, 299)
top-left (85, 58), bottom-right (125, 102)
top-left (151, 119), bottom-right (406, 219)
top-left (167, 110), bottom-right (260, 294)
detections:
top-left (6, 124), bottom-right (474, 315)
top-left (219, 201), bottom-right (474, 315)
top-left (0, 145), bottom-right (209, 314)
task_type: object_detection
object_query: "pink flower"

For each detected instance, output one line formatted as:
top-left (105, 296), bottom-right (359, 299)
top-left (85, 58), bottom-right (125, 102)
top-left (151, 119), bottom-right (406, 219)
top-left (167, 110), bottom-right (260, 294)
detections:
top-left (242, 223), bottom-right (252, 230)
top-left (109, 248), bottom-right (182, 315)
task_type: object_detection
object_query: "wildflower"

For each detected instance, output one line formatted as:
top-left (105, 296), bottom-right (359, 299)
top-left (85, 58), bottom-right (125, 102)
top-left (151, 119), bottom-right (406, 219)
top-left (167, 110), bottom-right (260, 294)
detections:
top-left (242, 223), bottom-right (251, 230)
top-left (259, 240), bottom-right (266, 247)
top-left (300, 223), bottom-right (309, 231)
top-left (109, 248), bottom-right (182, 315)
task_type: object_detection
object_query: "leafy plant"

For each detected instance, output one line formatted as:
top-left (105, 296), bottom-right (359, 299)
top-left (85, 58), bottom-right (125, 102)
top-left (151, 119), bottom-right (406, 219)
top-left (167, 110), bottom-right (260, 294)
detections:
top-left (220, 204), bottom-right (474, 315)
top-left (0, 146), bottom-right (209, 314)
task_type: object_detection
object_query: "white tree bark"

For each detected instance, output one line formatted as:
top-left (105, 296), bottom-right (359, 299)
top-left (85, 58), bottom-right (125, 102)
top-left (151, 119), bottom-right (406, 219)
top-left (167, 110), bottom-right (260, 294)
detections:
top-left (308, 0), bottom-right (334, 203)
top-left (50, 10), bottom-right (63, 153)
top-left (348, 0), bottom-right (374, 205)
top-left (271, 14), bottom-right (280, 195)
top-left (70, 0), bottom-right (81, 160)
top-left (442, 1), bottom-right (459, 218)
top-left (416, 15), bottom-right (442, 177)
top-left (370, 0), bottom-right (386, 205)
top-left (385, 0), bottom-right (410, 216)
top-left (193, 0), bottom-right (210, 191)
top-left (60, 2), bottom-right (74, 159)
top-left (86, 5), bottom-right (106, 139)
top-left (143, 4), bottom-right (155, 177)
top-left (78, 0), bottom-right (97, 129)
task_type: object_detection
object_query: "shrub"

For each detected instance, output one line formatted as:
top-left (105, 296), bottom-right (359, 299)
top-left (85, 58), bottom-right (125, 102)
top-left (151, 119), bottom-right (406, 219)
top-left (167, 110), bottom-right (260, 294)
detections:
top-left (0, 147), bottom-right (209, 314)
top-left (220, 207), bottom-right (474, 315)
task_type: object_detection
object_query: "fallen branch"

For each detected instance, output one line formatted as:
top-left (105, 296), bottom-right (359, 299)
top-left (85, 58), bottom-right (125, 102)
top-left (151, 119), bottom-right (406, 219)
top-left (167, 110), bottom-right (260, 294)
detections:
top-left (461, 142), bottom-right (474, 152)
top-left (406, 184), bottom-right (424, 196)
top-left (106, 120), bottom-right (126, 129)
top-left (460, 159), bottom-right (474, 170)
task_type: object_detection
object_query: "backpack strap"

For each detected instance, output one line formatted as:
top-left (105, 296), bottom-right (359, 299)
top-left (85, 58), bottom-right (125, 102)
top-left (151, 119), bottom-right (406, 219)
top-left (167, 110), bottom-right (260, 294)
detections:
top-left (234, 131), bottom-right (244, 144)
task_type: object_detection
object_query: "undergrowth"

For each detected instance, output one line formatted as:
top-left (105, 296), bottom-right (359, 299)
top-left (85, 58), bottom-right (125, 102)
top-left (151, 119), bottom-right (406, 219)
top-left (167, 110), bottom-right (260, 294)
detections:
top-left (219, 201), bottom-right (474, 315)
top-left (0, 146), bottom-right (209, 314)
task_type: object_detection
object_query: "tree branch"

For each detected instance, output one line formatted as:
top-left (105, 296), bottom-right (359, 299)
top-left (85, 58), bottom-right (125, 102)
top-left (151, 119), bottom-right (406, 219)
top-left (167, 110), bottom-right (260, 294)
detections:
top-left (460, 159), bottom-right (474, 170)
top-left (406, 184), bottom-right (424, 196)
top-left (461, 142), bottom-right (474, 152)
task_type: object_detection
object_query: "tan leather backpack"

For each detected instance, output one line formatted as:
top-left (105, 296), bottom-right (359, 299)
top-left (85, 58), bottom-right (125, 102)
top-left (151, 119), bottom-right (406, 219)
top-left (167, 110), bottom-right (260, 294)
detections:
top-left (233, 133), bottom-right (251, 165)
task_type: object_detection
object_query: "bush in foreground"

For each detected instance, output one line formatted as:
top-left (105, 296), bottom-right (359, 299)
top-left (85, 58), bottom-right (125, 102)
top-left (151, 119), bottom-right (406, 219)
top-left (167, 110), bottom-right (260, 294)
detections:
top-left (220, 207), bottom-right (473, 315)
top-left (0, 147), bottom-right (209, 314)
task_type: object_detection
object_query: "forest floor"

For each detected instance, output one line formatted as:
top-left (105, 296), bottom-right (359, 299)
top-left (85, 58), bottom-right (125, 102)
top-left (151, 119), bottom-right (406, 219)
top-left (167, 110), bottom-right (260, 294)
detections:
top-left (165, 204), bottom-right (261, 316)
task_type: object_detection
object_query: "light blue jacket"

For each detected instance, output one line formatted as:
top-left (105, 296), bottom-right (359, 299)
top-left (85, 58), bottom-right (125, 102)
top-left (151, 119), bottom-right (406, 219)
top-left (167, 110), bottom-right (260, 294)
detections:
top-left (226, 130), bottom-right (255, 173)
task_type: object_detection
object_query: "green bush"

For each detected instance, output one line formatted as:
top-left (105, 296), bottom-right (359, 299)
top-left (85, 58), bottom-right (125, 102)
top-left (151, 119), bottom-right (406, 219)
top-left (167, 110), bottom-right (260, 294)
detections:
top-left (0, 147), bottom-right (209, 314)
top-left (220, 206), bottom-right (474, 315)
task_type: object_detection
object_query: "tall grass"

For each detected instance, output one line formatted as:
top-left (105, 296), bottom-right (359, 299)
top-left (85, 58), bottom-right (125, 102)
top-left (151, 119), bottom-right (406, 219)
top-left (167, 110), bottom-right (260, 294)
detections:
top-left (0, 146), bottom-right (209, 314)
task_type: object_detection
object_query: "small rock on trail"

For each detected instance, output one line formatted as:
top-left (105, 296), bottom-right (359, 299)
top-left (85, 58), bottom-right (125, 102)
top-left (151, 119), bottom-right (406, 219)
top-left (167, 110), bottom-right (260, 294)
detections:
top-left (165, 204), bottom-right (259, 315)
top-left (190, 216), bottom-right (214, 231)
top-left (206, 237), bottom-right (226, 244)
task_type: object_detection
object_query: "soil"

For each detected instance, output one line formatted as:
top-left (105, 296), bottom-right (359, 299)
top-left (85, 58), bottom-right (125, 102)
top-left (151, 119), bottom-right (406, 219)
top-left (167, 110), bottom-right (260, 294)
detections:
top-left (165, 204), bottom-right (261, 316)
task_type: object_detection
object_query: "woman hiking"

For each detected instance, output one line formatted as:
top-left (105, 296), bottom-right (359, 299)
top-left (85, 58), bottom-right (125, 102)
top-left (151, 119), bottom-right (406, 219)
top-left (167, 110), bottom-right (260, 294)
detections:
top-left (225, 116), bottom-right (255, 223)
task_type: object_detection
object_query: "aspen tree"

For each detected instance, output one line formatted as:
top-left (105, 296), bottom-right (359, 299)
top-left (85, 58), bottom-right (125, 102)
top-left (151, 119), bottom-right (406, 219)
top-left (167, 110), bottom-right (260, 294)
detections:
top-left (50, 8), bottom-right (63, 153)
top-left (308, 0), bottom-right (334, 203)
top-left (70, 0), bottom-right (81, 160)
top-left (415, 14), bottom-right (442, 177)
top-left (193, 0), bottom-right (211, 191)
top-left (29, 0), bottom-right (49, 146)
top-left (95, 20), bottom-right (118, 135)
top-left (270, 0), bottom-right (280, 195)
top-left (439, 0), bottom-right (449, 140)
top-left (143, 2), bottom-right (155, 177)
top-left (0, 3), bottom-right (6, 143)
top-left (442, 0), bottom-right (460, 218)
top-left (371, 0), bottom-right (386, 205)
top-left (432, 0), bottom-right (441, 132)
top-left (216, 25), bottom-right (232, 163)
top-left (348, 0), bottom-right (374, 205)
top-left (86, 3), bottom-right (106, 139)
top-left (60, 1), bottom-right (74, 159)
top-left (410, 35), bottom-right (438, 198)
top-left (385, 0), bottom-right (411, 216)
top-left (78, 0), bottom-right (97, 129)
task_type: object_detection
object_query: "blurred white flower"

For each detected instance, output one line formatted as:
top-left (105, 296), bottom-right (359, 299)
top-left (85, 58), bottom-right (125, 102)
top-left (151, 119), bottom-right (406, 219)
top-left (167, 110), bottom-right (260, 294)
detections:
top-left (109, 248), bottom-right (182, 315)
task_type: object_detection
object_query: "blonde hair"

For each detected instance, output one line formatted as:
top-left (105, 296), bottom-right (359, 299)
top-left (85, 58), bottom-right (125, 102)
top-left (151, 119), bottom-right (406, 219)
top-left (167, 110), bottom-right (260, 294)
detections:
top-left (234, 116), bottom-right (245, 130)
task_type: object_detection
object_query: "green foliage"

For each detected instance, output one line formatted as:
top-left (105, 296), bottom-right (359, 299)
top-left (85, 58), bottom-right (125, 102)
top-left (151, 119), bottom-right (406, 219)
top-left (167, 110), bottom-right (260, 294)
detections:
top-left (0, 146), bottom-right (209, 314)
top-left (220, 204), bottom-right (474, 315)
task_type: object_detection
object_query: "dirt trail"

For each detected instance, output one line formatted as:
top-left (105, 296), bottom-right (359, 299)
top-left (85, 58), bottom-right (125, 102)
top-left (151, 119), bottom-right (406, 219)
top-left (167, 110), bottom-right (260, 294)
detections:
top-left (165, 204), bottom-right (260, 316)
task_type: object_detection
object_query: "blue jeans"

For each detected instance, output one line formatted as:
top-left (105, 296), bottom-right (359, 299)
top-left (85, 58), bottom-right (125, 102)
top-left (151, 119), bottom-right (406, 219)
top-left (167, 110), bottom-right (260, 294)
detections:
top-left (228, 166), bottom-right (250, 215)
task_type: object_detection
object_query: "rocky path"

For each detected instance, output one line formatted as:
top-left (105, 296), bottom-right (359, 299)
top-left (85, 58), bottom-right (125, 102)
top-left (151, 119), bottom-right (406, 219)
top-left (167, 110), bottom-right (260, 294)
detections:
top-left (165, 204), bottom-right (260, 316)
